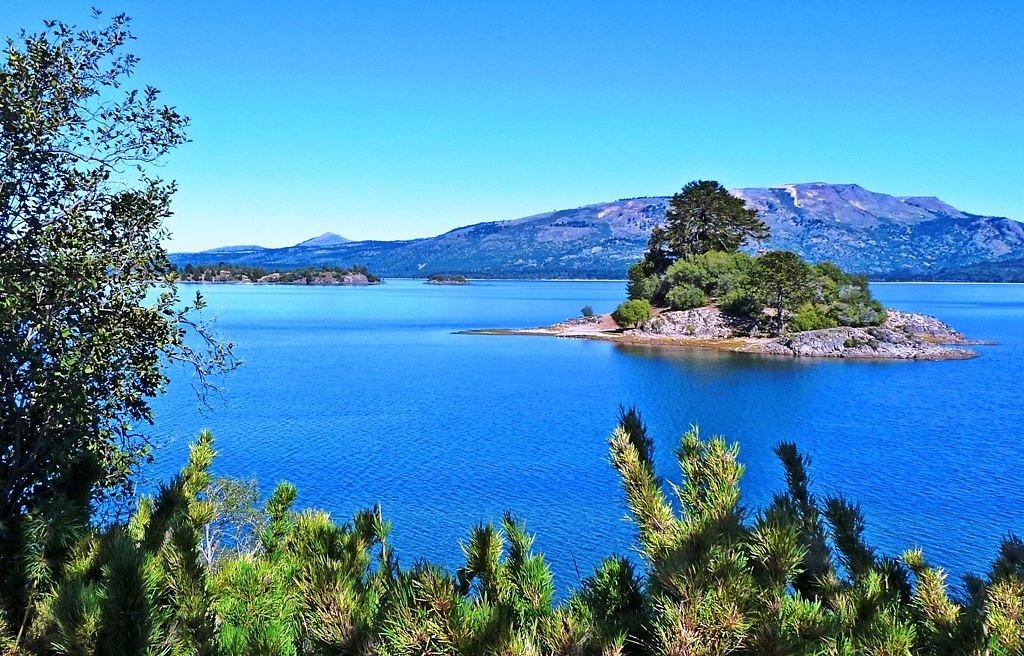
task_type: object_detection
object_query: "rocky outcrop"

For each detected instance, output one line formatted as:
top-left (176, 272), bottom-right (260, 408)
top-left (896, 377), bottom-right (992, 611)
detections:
top-left (620, 306), bottom-right (977, 360)
top-left (882, 309), bottom-right (967, 343)
top-left (630, 307), bottom-right (752, 340)
top-left (758, 325), bottom-right (975, 360)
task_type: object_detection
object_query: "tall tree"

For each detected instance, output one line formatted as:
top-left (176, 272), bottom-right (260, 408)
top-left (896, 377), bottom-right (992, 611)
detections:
top-left (0, 12), bottom-right (233, 523)
top-left (752, 250), bottom-right (814, 334)
top-left (655, 180), bottom-right (768, 267)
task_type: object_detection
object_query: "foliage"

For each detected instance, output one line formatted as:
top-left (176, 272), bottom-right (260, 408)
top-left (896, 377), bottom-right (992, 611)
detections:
top-left (646, 180), bottom-right (768, 270)
top-left (0, 12), bottom-right (235, 532)
top-left (627, 261), bottom-right (661, 302)
top-left (4, 415), bottom-right (1023, 654)
top-left (660, 250), bottom-right (754, 299)
top-left (719, 287), bottom-right (763, 318)
top-left (814, 262), bottom-right (887, 327)
top-left (624, 246), bottom-right (888, 335)
top-left (750, 251), bottom-right (816, 334)
top-left (580, 305), bottom-right (595, 318)
top-left (790, 303), bottom-right (839, 332)
top-left (664, 284), bottom-right (707, 311)
top-left (625, 183), bottom-right (888, 335)
top-left (612, 299), bottom-right (652, 328)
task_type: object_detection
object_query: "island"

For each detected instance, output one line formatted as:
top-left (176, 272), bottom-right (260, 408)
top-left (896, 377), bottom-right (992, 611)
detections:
top-left (466, 180), bottom-right (984, 360)
top-left (466, 306), bottom-right (979, 360)
top-left (177, 264), bottom-right (381, 285)
top-left (426, 273), bottom-right (469, 285)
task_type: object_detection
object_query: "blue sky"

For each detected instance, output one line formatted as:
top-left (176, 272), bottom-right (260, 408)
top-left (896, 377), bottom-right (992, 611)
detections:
top-left (3, 1), bottom-right (1022, 251)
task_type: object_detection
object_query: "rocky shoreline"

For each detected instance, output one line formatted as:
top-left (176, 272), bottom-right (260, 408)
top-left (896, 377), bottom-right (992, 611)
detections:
top-left (466, 308), bottom-right (983, 360)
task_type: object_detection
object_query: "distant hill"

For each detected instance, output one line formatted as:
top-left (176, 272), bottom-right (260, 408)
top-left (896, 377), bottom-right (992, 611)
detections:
top-left (170, 183), bottom-right (1024, 279)
top-left (881, 258), bottom-right (1024, 282)
top-left (198, 244), bottom-right (268, 254)
top-left (295, 232), bottom-right (350, 247)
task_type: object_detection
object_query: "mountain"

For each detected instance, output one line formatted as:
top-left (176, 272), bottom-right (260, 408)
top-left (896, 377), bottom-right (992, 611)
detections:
top-left (198, 244), bottom-right (269, 254)
top-left (170, 183), bottom-right (1024, 279)
top-left (295, 232), bottom-right (350, 247)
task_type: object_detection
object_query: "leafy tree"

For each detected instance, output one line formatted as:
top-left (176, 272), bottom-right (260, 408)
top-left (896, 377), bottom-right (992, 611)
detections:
top-left (664, 283), bottom-right (707, 311)
top-left (626, 261), bottom-right (661, 302)
top-left (656, 180), bottom-right (768, 265)
top-left (580, 305), bottom-right (595, 318)
top-left (0, 12), bottom-right (234, 527)
top-left (751, 251), bottom-right (815, 334)
top-left (612, 299), bottom-right (652, 328)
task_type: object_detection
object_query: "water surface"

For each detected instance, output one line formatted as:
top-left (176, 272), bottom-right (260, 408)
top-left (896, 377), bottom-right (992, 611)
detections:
top-left (149, 281), bottom-right (1024, 592)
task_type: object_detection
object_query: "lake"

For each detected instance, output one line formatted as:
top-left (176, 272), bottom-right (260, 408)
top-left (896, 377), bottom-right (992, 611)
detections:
top-left (148, 280), bottom-right (1024, 593)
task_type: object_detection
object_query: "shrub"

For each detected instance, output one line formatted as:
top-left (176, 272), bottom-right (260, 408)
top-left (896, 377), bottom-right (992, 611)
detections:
top-left (813, 262), bottom-right (886, 327)
top-left (835, 291), bottom-right (887, 327)
top-left (790, 303), bottom-right (839, 332)
top-left (611, 299), bottom-right (652, 328)
top-left (719, 287), bottom-right (763, 318)
top-left (580, 305), bottom-right (595, 318)
top-left (664, 283), bottom-right (707, 311)
top-left (661, 251), bottom-right (754, 299)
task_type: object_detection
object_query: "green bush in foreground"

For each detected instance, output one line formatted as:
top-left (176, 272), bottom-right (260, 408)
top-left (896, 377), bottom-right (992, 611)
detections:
top-left (612, 299), bottom-right (653, 328)
top-left (2, 411), bottom-right (1022, 655)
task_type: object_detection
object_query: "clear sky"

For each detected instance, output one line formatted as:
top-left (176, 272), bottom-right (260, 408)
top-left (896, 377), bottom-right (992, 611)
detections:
top-left (3, 1), bottom-right (1022, 251)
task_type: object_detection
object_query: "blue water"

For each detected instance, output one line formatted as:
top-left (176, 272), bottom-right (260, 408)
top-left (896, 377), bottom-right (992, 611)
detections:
top-left (149, 281), bottom-right (1024, 592)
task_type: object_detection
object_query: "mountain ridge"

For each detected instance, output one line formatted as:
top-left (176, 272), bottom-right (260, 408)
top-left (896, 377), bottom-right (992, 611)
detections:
top-left (172, 183), bottom-right (1024, 280)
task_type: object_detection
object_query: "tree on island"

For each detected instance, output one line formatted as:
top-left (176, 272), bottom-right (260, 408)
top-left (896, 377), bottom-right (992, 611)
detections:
top-left (647, 180), bottom-right (768, 270)
top-left (629, 180), bottom-right (769, 302)
top-left (625, 180), bottom-right (886, 334)
top-left (752, 250), bottom-right (815, 334)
